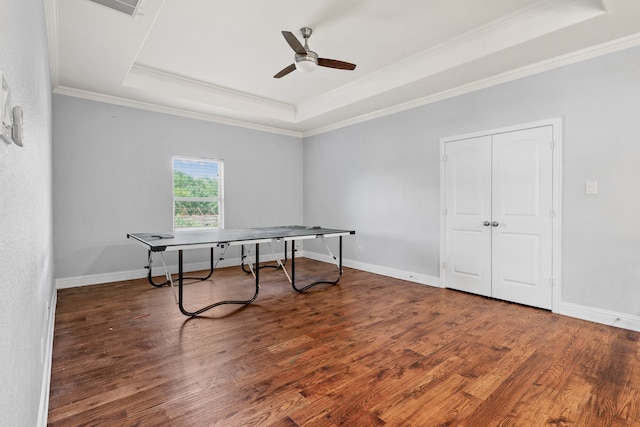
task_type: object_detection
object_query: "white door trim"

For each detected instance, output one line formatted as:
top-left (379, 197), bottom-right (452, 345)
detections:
top-left (439, 118), bottom-right (562, 313)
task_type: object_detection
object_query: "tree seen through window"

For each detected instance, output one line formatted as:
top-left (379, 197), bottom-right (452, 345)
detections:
top-left (173, 157), bottom-right (223, 230)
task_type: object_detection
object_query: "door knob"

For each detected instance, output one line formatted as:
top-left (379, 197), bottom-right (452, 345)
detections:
top-left (483, 221), bottom-right (491, 226)
top-left (492, 221), bottom-right (499, 227)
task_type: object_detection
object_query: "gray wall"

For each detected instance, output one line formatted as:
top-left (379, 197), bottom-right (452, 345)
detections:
top-left (304, 45), bottom-right (640, 318)
top-left (0, 0), bottom-right (55, 426)
top-left (52, 43), bottom-right (640, 322)
top-left (53, 96), bottom-right (303, 279)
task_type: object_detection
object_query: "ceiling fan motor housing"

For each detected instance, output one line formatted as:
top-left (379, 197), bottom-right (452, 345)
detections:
top-left (295, 50), bottom-right (318, 72)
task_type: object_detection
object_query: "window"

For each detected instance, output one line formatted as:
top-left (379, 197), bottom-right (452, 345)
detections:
top-left (172, 156), bottom-right (223, 230)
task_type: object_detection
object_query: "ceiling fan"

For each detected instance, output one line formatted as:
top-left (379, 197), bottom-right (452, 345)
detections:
top-left (274, 27), bottom-right (357, 78)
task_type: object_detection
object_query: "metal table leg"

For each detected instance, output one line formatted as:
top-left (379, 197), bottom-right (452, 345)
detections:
top-left (240, 242), bottom-right (287, 274)
top-left (291, 236), bottom-right (343, 293)
top-left (146, 248), bottom-right (214, 287)
top-left (178, 244), bottom-right (261, 317)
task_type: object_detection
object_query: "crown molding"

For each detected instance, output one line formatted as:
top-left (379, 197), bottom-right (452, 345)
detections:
top-left (44, 0), bottom-right (60, 87)
top-left (303, 32), bottom-right (640, 137)
top-left (297, 0), bottom-right (607, 123)
top-left (52, 31), bottom-right (640, 139)
top-left (124, 64), bottom-right (296, 121)
top-left (53, 85), bottom-right (303, 138)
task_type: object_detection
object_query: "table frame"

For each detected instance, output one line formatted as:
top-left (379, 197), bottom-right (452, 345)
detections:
top-left (128, 227), bottom-right (354, 316)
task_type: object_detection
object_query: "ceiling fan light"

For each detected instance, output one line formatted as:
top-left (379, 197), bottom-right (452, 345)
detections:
top-left (295, 57), bottom-right (317, 72)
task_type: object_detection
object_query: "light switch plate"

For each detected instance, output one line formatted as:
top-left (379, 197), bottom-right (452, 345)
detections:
top-left (0, 72), bottom-right (12, 143)
top-left (585, 181), bottom-right (598, 195)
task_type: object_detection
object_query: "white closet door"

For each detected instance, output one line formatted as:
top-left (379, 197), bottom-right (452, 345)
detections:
top-left (443, 136), bottom-right (492, 297)
top-left (491, 126), bottom-right (553, 309)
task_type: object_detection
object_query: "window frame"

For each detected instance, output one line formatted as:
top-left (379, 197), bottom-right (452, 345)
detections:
top-left (172, 155), bottom-right (224, 231)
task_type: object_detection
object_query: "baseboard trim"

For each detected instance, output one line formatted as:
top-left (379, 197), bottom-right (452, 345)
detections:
top-left (304, 251), bottom-right (441, 288)
top-left (55, 257), bottom-right (640, 333)
top-left (38, 288), bottom-right (57, 427)
top-left (559, 301), bottom-right (640, 332)
top-left (56, 268), bottom-right (150, 289)
top-left (55, 253), bottom-right (288, 289)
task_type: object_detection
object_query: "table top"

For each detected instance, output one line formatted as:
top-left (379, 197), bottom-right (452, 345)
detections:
top-left (127, 225), bottom-right (355, 251)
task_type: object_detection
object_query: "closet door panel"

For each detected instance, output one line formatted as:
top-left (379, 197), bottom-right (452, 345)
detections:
top-left (443, 136), bottom-right (492, 297)
top-left (491, 126), bottom-right (553, 309)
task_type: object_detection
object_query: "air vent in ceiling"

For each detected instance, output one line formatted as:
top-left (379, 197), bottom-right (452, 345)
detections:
top-left (89, 0), bottom-right (140, 16)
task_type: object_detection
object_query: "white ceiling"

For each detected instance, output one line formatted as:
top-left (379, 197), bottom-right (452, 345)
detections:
top-left (47, 0), bottom-right (640, 136)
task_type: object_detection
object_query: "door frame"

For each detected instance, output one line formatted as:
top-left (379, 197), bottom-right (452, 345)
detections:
top-left (439, 118), bottom-right (563, 313)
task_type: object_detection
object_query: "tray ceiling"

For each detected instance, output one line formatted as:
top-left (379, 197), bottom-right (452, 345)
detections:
top-left (47, 0), bottom-right (640, 136)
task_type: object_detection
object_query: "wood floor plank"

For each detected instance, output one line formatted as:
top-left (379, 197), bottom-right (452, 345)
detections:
top-left (48, 259), bottom-right (640, 426)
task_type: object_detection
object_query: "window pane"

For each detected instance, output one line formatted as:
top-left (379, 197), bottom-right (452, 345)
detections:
top-left (173, 156), bottom-right (223, 230)
top-left (174, 201), bottom-right (219, 229)
top-left (173, 160), bottom-right (219, 197)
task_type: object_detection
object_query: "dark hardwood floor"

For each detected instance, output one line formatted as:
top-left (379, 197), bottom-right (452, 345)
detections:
top-left (48, 259), bottom-right (640, 426)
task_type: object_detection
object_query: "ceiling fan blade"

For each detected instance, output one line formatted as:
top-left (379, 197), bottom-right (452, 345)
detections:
top-left (274, 64), bottom-right (296, 79)
top-left (318, 58), bottom-right (356, 70)
top-left (282, 31), bottom-right (306, 55)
